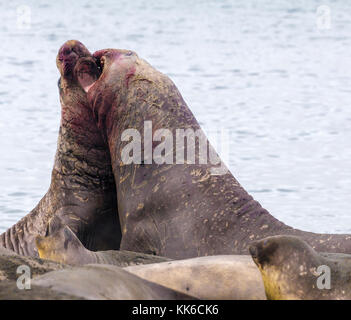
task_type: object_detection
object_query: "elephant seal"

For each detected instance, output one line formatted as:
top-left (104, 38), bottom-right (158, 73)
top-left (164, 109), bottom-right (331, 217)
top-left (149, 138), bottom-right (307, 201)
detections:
top-left (250, 235), bottom-right (351, 300)
top-left (34, 226), bottom-right (265, 299)
top-left (0, 246), bottom-right (66, 282)
top-left (35, 226), bottom-right (264, 299)
top-left (125, 255), bottom-right (265, 300)
top-left (0, 40), bottom-right (120, 256)
top-left (83, 47), bottom-right (351, 259)
top-left (0, 281), bottom-right (84, 300)
top-left (35, 225), bottom-right (169, 266)
top-left (32, 264), bottom-right (196, 300)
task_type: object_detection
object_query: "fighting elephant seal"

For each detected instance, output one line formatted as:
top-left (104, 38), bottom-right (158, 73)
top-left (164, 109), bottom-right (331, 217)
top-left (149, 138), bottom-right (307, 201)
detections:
top-left (83, 47), bottom-right (351, 259)
top-left (0, 41), bottom-right (120, 256)
top-left (35, 225), bottom-right (169, 266)
top-left (250, 235), bottom-right (351, 300)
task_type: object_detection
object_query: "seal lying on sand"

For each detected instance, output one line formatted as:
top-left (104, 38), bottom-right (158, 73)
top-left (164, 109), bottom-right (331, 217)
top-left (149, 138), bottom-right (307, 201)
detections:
top-left (0, 41), bottom-right (120, 256)
top-left (125, 255), bottom-right (265, 300)
top-left (35, 226), bottom-right (169, 266)
top-left (83, 47), bottom-right (351, 258)
top-left (31, 264), bottom-right (196, 300)
top-left (0, 247), bottom-right (66, 282)
top-left (250, 235), bottom-right (351, 300)
top-left (0, 246), bottom-right (187, 300)
top-left (34, 229), bottom-right (265, 299)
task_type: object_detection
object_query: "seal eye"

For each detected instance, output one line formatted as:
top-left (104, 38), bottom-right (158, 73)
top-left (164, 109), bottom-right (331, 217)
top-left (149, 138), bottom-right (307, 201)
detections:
top-left (126, 51), bottom-right (133, 56)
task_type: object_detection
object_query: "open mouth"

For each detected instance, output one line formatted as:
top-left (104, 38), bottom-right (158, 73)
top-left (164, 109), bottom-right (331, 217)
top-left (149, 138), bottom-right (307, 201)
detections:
top-left (74, 56), bottom-right (105, 93)
top-left (95, 56), bottom-right (105, 73)
top-left (74, 54), bottom-right (107, 93)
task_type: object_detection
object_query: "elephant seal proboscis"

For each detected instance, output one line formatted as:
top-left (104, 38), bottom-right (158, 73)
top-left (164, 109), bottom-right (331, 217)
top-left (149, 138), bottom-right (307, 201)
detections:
top-left (35, 225), bottom-right (169, 266)
top-left (250, 235), bottom-right (351, 300)
top-left (0, 40), bottom-right (120, 256)
top-left (32, 264), bottom-right (196, 300)
top-left (83, 47), bottom-right (351, 258)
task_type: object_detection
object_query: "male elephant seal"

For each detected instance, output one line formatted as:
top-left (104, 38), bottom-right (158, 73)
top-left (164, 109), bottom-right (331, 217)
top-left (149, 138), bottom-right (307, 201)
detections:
top-left (35, 225), bottom-right (169, 266)
top-left (83, 47), bottom-right (351, 259)
top-left (0, 41), bottom-right (120, 256)
top-left (250, 235), bottom-right (351, 300)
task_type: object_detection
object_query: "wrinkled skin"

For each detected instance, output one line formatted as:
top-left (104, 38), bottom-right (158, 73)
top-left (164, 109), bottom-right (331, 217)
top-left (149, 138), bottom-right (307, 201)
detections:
top-left (0, 41), bottom-right (121, 256)
top-left (250, 235), bottom-right (351, 300)
top-left (85, 48), bottom-right (351, 259)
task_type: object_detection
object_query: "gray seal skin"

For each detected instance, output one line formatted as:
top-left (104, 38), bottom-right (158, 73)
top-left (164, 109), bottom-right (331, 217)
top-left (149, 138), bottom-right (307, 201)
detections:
top-left (0, 246), bottom-right (67, 282)
top-left (250, 235), bottom-right (351, 300)
top-left (0, 40), bottom-right (121, 256)
top-left (0, 247), bottom-right (189, 300)
top-left (35, 226), bottom-right (265, 299)
top-left (85, 47), bottom-right (351, 259)
top-left (35, 225), bottom-right (170, 266)
top-left (125, 255), bottom-right (266, 300)
top-left (32, 264), bottom-right (196, 300)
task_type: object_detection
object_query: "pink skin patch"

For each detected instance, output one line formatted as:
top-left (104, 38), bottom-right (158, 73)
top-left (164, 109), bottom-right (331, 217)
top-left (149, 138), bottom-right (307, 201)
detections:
top-left (90, 49), bottom-right (136, 90)
top-left (74, 59), bottom-right (100, 93)
top-left (78, 72), bottom-right (96, 93)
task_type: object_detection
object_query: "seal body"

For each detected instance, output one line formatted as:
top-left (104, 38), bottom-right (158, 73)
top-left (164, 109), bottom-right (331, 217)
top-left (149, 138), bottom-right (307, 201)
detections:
top-left (87, 48), bottom-right (351, 259)
top-left (250, 235), bottom-right (351, 300)
top-left (0, 246), bottom-right (66, 282)
top-left (0, 41), bottom-right (120, 256)
top-left (35, 226), bottom-right (169, 266)
top-left (34, 226), bottom-right (265, 299)
top-left (32, 264), bottom-right (196, 300)
top-left (125, 255), bottom-right (266, 300)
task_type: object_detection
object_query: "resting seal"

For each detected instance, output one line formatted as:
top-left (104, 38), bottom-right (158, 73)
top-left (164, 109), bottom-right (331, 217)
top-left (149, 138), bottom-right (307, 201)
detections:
top-left (0, 41), bottom-right (120, 256)
top-left (250, 235), bottom-right (351, 300)
top-left (35, 226), bottom-right (169, 266)
top-left (34, 228), bottom-right (265, 299)
top-left (32, 264), bottom-right (196, 300)
top-left (84, 47), bottom-right (351, 258)
top-left (125, 255), bottom-right (265, 300)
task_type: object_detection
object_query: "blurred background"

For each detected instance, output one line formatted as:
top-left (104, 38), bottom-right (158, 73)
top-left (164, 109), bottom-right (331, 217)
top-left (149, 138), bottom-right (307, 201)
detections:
top-left (1, 0), bottom-right (351, 233)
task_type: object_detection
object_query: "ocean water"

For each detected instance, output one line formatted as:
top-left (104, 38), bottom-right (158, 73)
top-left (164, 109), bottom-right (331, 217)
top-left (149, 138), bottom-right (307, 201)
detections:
top-left (1, 0), bottom-right (351, 234)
